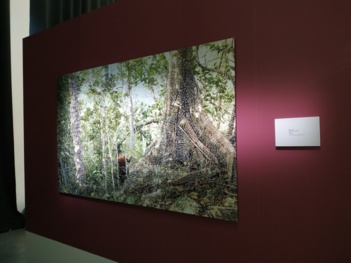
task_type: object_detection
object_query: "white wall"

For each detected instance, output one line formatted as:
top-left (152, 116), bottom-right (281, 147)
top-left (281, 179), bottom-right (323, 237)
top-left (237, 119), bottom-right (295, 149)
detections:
top-left (10, 0), bottom-right (29, 213)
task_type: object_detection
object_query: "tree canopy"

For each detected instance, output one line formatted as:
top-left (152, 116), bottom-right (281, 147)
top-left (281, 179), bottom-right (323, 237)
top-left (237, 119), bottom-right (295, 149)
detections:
top-left (57, 38), bottom-right (238, 221)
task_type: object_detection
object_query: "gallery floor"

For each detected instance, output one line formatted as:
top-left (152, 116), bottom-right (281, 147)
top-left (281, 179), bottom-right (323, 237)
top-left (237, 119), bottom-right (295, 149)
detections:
top-left (0, 228), bottom-right (116, 263)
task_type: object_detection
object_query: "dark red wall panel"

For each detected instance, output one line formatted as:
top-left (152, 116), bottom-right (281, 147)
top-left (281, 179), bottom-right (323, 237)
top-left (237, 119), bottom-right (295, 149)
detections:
top-left (23, 0), bottom-right (351, 262)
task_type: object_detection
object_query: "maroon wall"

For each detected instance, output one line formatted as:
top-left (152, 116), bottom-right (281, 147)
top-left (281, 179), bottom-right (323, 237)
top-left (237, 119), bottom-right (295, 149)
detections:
top-left (23, 0), bottom-right (351, 262)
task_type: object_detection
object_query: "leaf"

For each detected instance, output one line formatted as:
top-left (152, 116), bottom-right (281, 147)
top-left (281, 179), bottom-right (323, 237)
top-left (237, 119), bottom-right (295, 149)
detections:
top-left (188, 192), bottom-right (198, 199)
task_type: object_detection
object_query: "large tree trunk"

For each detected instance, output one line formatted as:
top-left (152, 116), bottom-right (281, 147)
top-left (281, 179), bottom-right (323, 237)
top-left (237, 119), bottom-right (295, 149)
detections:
top-left (131, 47), bottom-right (235, 181)
top-left (69, 75), bottom-right (86, 186)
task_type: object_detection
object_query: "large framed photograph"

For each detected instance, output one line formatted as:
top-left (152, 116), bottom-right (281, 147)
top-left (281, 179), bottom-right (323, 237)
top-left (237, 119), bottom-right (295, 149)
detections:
top-left (57, 38), bottom-right (238, 221)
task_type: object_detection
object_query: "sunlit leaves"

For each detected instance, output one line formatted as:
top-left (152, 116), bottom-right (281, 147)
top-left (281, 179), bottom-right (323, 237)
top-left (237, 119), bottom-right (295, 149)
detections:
top-left (57, 38), bottom-right (236, 207)
top-left (195, 39), bottom-right (235, 130)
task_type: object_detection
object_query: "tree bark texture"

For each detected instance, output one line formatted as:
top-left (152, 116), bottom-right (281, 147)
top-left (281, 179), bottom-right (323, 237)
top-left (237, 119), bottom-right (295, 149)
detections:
top-left (132, 47), bottom-right (235, 180)
top-left (69, 75), bottom-right (86, 186)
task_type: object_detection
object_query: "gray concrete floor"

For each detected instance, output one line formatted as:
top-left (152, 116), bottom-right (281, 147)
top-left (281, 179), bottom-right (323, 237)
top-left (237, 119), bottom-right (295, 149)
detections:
top-left (0, 229), bottom-right (116, 263)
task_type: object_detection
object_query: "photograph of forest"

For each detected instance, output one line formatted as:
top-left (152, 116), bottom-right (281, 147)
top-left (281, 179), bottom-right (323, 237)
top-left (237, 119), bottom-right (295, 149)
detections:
top-left (57, 38), bottom-right (238, 221)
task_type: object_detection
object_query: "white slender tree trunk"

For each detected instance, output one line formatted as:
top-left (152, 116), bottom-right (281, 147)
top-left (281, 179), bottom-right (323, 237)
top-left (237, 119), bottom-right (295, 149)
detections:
top-left (69, 74), bottom-right (86, 186)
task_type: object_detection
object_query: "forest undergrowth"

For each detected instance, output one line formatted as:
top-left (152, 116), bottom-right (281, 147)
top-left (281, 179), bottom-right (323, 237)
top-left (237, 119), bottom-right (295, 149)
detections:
top-left (74, 163), bottom-right (238, 221)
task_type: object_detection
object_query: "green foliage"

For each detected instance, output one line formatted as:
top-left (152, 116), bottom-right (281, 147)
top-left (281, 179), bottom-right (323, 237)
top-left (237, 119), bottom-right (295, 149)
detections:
top-left (57, 39), bottom-right (236, 209)
top-left (195, 38), bottom-right (235, 130)
top-left (57, 75), bottom-right (76, 192)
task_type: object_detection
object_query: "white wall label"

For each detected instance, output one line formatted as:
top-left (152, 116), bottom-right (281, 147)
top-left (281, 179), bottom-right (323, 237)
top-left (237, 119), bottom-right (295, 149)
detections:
top-left (274, 116), bottom-right (320, 147)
